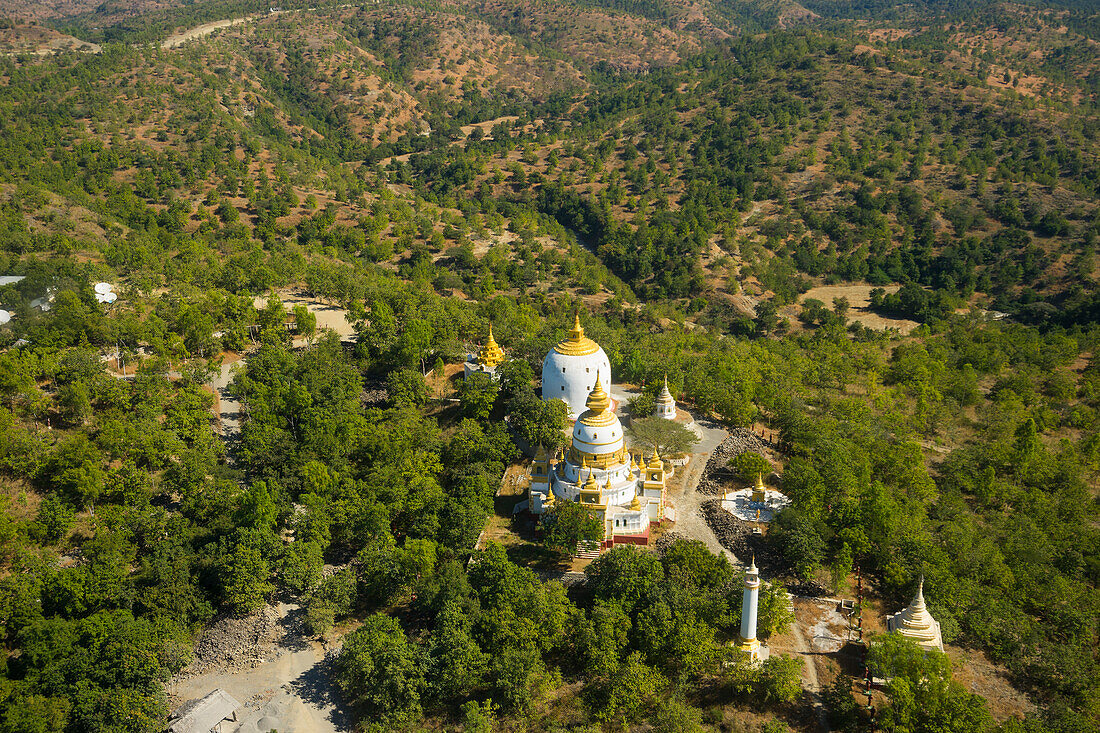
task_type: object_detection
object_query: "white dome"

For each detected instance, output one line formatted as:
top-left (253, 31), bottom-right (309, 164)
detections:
top-left (541, 314), bottom-right (611, 418)
top-left (572, 416), bottom-right (624, 456)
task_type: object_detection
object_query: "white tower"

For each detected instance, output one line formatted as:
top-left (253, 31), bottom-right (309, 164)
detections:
top-left (737, 556), bottom-right (768, 664)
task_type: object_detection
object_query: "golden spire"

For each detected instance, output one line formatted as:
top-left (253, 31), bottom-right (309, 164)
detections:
top-left (585, 373), bottom-right (611, 414)
top-left (477, 323), bottom-right (504, 368)
top-left (569, 311), bottom-right (584, 340)
top-left (648, 450), bottom-right (663, 469)
top-left (553, 311), bottom-right (600, 356)
top-left (583, 470), bottom-right (599, 491)
top-left (629, 493), bottom-right (641, 511)
top-left (605, 474), bottom-right (613, 490)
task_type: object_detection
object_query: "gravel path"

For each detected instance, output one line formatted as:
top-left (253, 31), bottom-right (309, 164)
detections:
top-left (789, 603), bottom-right (831, 732)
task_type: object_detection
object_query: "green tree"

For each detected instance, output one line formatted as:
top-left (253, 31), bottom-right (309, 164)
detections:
top-left (596, 651), bottom-right (666, 725)
top-left (387, 368), bottom-right (428, 407)
top-left (220, 530), bottom-right (273, 615)
top-left (585, 545), bottom-right (664, 614)
top-left (293, 304), bottom-right (317, 341)
top-left (541, 500), bottom-right (604, 555)
top-left (281, 540), bottom-right (324, 595)
top-left (869, 634), bottom-right (993, 733)
top-left (508, 386), bottom-right (569, 449)
top-left (661, 538), bottom-right (733, 589)
top-left (757, 654), bottom-right (804, 705)
top-left (496, 358), bottom-right (533, 400)
top-left (427, 601), bottom-right (489, 701)
top-left (730, 451), bottom-right (772, 482)
top-left (628, 416), bottom-right (700, 457)
top-left (458, 372), bottom-right (499, 420)
top-left (337, 614), bottom-right (427, 728)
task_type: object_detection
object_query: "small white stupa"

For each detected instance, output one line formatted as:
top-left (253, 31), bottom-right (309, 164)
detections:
top-left (886, 577), bottom-right (943, 652)
top-left (655, 375), bottom-right (676, 419)
top-left (736, 555), bottom-right (769, 665)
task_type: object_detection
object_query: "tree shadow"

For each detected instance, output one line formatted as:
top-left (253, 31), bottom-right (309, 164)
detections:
top-left (286, 652), bottom-right (357, 732)
top-left (505, 542), bottom-right (570, 573)
top-left (278, 604), bottom-right (314, 654)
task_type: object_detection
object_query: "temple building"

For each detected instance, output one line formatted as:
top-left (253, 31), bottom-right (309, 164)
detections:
top-left (736, 556), bottom-right (769, 665)
top-left (886, 577), bottom-right (944, 652)
top-left (655, 375), bottom-right (677, 419)
top-left (529, 317), bottom-right (668, 545)
top-left (463, 325), bottom-right (505, 380)
top-left (541, 314), bottom-right (612, 419)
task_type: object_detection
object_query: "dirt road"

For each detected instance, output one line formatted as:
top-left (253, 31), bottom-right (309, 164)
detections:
top-left (162, 15), bottom-right (259, 49)
top-left (211, 358), bottom-right (243, 442)
top-left (609, 386), bottom-right (735, 562)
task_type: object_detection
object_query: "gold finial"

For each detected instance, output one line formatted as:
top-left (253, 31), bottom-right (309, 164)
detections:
top-left (630, 493), bottom-right (641, 511)
top-left (569, 311), bottom-right (584, 341)
top-left (554, 310), bottom-right (599, 356)
top-left (584, 373), bottom-right (611, 414)
top-left (755, 472), bottom-right (766, 489)
top-left (583, 470), bottom-right (598, 490)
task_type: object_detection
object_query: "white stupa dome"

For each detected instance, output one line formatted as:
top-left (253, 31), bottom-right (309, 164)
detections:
top-left (886, 577), bottom-right (943, 652)
top-left (94, 282), bottom-right (113, 294)
top-left (542, 313), bottom-right (611, 419)
top-left (0, 310), bottom-right (11, 324)
top-left (571, 376), bottom-right (624, 457)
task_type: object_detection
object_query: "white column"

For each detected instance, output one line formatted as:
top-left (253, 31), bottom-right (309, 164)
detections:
top-left (740, 560), bottom-right (760, 642)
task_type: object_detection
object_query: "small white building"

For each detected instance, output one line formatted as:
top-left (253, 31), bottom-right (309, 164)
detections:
top-left (167, 689), bottom-right (241, 733)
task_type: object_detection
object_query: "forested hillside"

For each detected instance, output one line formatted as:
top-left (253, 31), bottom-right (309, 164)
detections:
top-left (0, 0), bottom-right (1097, 731)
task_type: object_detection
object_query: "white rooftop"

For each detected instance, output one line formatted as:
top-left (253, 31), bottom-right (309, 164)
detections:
top-left (168, 689), bottom-right (242, 733)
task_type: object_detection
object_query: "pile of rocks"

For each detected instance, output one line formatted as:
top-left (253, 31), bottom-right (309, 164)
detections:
top-left (362, 387), bottom-right (388, 407)
top-left (701, 498), bottom-right (751, 553)
top-left (186, 606), bottom-right (282, 675)
top-left (701, 498), bottom-right (785, 575)
top-left (696, 429), bottom-right (771, 496)
top-left (655, 531), bottom-right (689, 555)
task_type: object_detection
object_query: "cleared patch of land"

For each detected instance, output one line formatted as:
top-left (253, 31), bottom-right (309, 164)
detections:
top-left (798, 284), bottom-right (919, 334)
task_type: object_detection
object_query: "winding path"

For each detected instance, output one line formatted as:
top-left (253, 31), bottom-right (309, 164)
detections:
top-left (789, 612), bottom-right (830, 731)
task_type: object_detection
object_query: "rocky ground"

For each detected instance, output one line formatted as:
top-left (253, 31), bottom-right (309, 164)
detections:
top-left (169, 603), bottom-right (351, 733)
top-left (695, 428), bottom-right (773, 496)
top-left (185, 606), bottom-right (283, 676)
